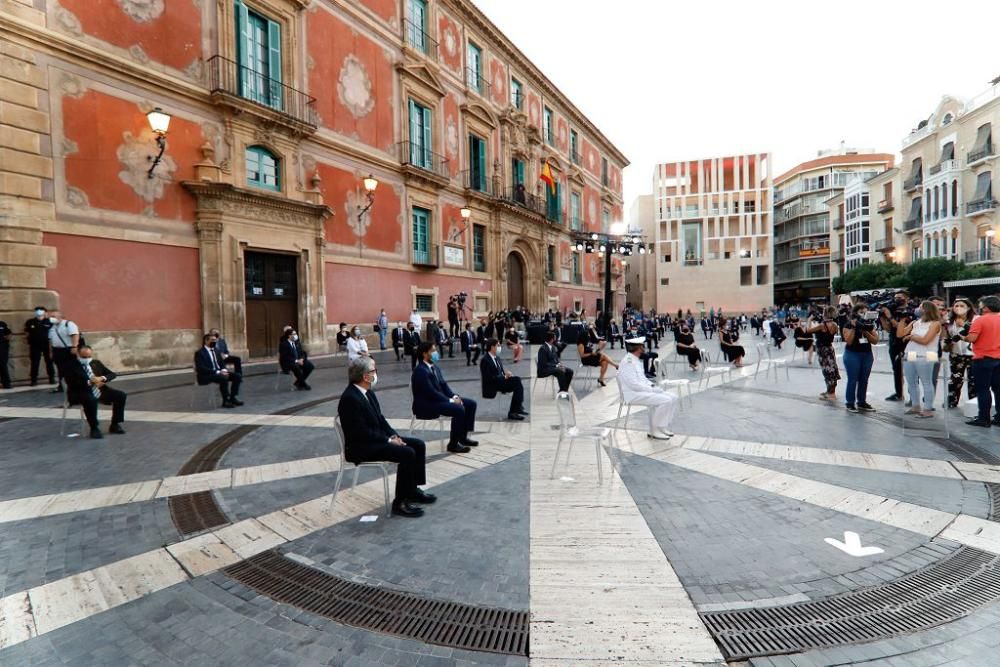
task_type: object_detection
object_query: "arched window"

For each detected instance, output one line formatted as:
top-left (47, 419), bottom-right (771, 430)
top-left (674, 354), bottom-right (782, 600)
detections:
top-left (952, 179), bottom-right (959, 217)
top-left (941, 184), bottom-right (948, 219)
top-left (246, 145), bottom-right (280, 191)
top-left (925, 234), bottom-right (931, 257)
top-left (933, 186), bottom-right (939, 220)
top-left (925, 190), bottom-right (932, 222)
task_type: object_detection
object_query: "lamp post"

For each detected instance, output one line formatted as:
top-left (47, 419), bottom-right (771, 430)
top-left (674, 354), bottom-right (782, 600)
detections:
top-left (572, 222), bottom-right (646, 327)
top-left (146, 107), bottom-right (171, 179)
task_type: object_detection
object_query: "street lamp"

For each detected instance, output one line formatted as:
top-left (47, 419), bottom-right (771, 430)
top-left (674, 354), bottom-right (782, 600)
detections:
top-left (460, 204), bottom-right (472, 220)
top-left (146, 107), bottom-right (171, 179)
top-left (358, 174), bottom-right (378, 221)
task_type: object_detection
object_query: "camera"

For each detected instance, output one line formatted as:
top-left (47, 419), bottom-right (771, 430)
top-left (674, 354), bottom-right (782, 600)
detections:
top-left (452, 292), bottom-right (468, 308)
top-left (950, 322), bottom-right (971, 343)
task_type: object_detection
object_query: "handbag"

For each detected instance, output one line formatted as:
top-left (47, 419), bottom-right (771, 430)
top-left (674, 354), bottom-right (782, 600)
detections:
top-left (373, 323), bottom-right (380, 333)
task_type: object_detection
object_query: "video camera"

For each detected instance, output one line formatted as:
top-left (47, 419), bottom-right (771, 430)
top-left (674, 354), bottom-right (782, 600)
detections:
top-left (452, 292), bottom-right (468, 308)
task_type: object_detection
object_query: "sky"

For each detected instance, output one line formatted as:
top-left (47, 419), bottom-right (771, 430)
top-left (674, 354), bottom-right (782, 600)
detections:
top-left (472, 0), bottom-right (1000, 215)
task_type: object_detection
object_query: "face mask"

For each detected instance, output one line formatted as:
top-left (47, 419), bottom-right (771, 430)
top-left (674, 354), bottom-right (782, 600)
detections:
top-left (353, 329), bottom-right (360, 336)
top-left (291, 334), bottom-right (299, 342)
top-left (208, 341), bottom-right (216, 348)
top-left (368, 372), bottom-right (378, 386)
top-left (35, 309), bottom-right (44, 317)
top-left (430, 351), bottom-right (440, 363)
top-left (80, 357), bottom-right (92, 365)
top-left (50, 317), bottom-right (58, 324)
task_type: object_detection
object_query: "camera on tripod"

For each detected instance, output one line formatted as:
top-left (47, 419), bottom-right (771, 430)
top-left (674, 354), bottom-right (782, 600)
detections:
top-left (453, 291), bottom-right (468, 309)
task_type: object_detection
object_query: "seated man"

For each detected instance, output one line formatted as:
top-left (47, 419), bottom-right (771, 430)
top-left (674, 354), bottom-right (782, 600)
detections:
top-left (403, 322), bottom-right (420, 370)
top-left (460, 322), bottom-right (480, 366)
top-left (412, 342), bottom-right (477, 453)
top-left (279, 328), bottom-right (314, 390)
top-left (479, 337), bottom-right (528, 421)
top-left (335, 322), bottom-right (350, 353)
top-left (195, 333), bottom-right (243, 408)
top-left (338, 357), bottom-right (434, 518)
top-left (209, 328), bottom-right (242, 374)
top-left (537, 331), bottom-right (574, 392)
top-left (607, 320), bottom-right (625, 349)
top-left (434, 324), bottom-right (455, 358)
top-left (547, 322), bottom-right (567, 355)
top-left (618, 337), bottom-right (677, 440)
top-left (391, 321), bottom-right (406, 362)
top-left (64, 345), bottom-right (127, 439)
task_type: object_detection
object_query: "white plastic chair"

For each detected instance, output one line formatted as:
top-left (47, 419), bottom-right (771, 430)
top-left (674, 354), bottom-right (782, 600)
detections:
top-left (190, 374), bottom-right (218, 409)
top-left (552, 392), bottom-right (607, 484)
top-left (332, 415), bottom-right (392, 517)
top-left (755, 343), bottom-right (789, 382)
top-left (655, 357), bottom-right (693, 409)
top-left (575, 361), bottom-right (596, 388)
top-left (274, 366), bottom-right (296, 391)
top-left (698, 358), bottom-right (733, 390)
top-left (409, 415), bottom-right (447, 454)
top-left (532, 374), bottom-right (558, 398)
top-left (60, 399), bottom-right (87, 436)
top-left (613, 375), bottom-right (641, 435)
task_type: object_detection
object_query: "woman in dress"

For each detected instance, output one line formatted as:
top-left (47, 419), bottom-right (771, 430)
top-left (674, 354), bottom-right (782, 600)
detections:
top-left (578, 330), bottom-right (618, 387)
top-left (806, 306), bottom-right (841, 401)
top-left (674, 322), bottom-right (702, 371)
top-left (718, 317), bottom-right (745, 367)
top-left (794, 320), bottom-right (815, 365)
top-left (945, 298), bottom-right (977, 409)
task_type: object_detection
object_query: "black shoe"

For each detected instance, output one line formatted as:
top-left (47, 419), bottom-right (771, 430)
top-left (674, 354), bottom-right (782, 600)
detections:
top-left (447, 442), bottom-right (471, 453)
top-left (858, 403), bottom-right (876, 412)
top-left (30, 380), bottom-right (38, 387)
top-left (885, 394), bottom-right (901, 402)
top-left (461, 437), bottom-right (479, 447)
top-left (992, 416), bottom-right (1000, 427)
top-left (967, 418), bottom-right (992, 428)
top-left (301, 383), bottom-right (312, 391)
top-left (230, 398), bottom-right (244, 406)
top-left (517, 409), bottom-right (529, 416)
top-left (507, 412), bottom-right (525, 421)
top-left (222, 401), bottom-right (235, 409)
top-left (846, 404), bottom-right (859, 413)
top-left (109, 423), bottom-right (125, 434)
top-left (391, 500), bottom-right (424, 518)
top-left (408, 489), bottom-right (437, 504)
top-left (89, 427), bottom-right (103, 439)
top-left (50, 387), bottom-right (62, 394)
top-left (1, 385), bottom-right (10, 390)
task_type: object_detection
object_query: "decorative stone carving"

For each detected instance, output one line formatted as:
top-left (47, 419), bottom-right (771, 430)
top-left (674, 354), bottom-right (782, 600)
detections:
top-left (587, 199), bottom-right (597, 224)
top-left (183, 181), bottom-right (332, 230)
top-left (442, 25), bottom-right (458, 58)
top-left (58, 72), bottom-right (86, 98)
top-left (116, 0), bottom-right (165, 23)
top-left (446, 117), bottom-right (459, 160)
top-left (337, 55), bottom-right (375, 119)
top-left (55, 7), bottom-right (83, 36)
top-left (345, 188), bottom-right (371, 239)
top-left (66, 186), bottom-right (90, 209)
top-left (61, 137), bottom-right (79, 158)
top-left (117, 131), bottom-right (176, 209)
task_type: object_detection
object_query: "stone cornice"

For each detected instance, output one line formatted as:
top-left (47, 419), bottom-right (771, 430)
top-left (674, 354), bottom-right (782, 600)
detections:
top-left (182, 181), bottom-right (332, 227)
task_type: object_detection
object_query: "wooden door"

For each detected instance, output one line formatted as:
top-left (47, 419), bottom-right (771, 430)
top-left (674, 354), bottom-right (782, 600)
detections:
top-left (244, 251), bottom-right (298, 358)
top-left (507, 252), bottom-right (524, 309)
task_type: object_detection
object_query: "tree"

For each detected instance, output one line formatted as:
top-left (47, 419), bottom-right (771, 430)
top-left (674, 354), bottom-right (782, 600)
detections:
top-left (957, 263), bottom-right (1000, 281)
top-left (834, 262), bottom-right (906, 295)
top-left (903, 258), bottom-right (963, 295)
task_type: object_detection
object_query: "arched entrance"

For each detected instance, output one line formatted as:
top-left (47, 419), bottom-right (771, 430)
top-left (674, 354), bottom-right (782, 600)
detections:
top-left (506, 252), bottom-right (525, 308)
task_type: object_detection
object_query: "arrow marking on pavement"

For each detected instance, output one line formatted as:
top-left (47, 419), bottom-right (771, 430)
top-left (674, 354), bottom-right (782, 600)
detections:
top-left (824, 531), bottom-right (885, 557)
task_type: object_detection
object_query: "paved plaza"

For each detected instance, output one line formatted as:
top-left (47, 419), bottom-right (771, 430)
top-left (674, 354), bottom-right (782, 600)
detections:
top-left (2, 338), bottom-right (1000, 666)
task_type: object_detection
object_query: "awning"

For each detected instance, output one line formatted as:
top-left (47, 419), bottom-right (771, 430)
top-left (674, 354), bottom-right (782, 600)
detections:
top-left (909, 196), bottom-right (922, 220)
top-left (974, 171), bottom-right (992, 201)
top-left (909, 157), bottom-right (922, 178)
top-left (943, 276), bottom-right (1000, 288)
top-left (973, 123), bottom-right (992, 151)
top-left (939, 142), bottom-right (954, 162)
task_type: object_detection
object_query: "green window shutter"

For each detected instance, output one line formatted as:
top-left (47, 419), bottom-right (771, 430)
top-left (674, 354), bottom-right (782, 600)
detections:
top-left (422, 106), bottom-right (433, 168)
top-left (477, 138), bottom-right (487, 190)
top-left (468, 135), bottom-right (475, 187)
top-left (408, 100), bottom-right (420, 164)
top-left (556, 183), bottom-right (562, 223)
top-left (266, 19), bottom-right (282, 109)
top-left (235, 1), bottom-right (252, 98)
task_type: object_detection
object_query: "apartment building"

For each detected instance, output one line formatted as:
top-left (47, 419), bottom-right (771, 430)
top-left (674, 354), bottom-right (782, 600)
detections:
top-left (773, 149), bottom-right (894, 302)
top-left (645, 154), bottom-right (773, 315)
top-left (829, 168), bottom-right (903, 281)
top-left (0, 0), bottom-right (626, 375)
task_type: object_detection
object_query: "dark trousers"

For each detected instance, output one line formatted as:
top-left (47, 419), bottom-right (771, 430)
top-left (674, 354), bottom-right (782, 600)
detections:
top-left (640, 351), bottom-right (658, 375)
top-left (204, 372), bottom-right (242, 401)
top-left (439, 339), bottom-right (454, 357)
top-left (426, 397), bottom-right (477, 443)
top-left (393, 343), bottom-right (403, 361)
top-left (410, 350), bottom-right (419, 370)
top-left (222, 355), bottom-right (243, 375)
top-left (465, 346), bottom-right (480, 366)
top-left (52, 347), bottom-right (73, 390)
top-left (541, 367), bottom-right (574, 392)
top-left (0, 344), bottom-right (10, 388)
top-left (496, 376), bottom-right (525, 414)
top-left (78, 386), bottom-right (127, 429)
top-left (889, 341), bottom-right (905, 398)
top-left (348, 437), bottom-right (426, 501)
top-left (843, 349), bottom-right (874, 407)
top-left (972, 357), bottom-right (1000, 421)
top-left (449, 319), bottom-right (459, 338)
top-left (289, 359), bottom-right (314, 385)
top-left (29, 342), bottom-right (54, 383)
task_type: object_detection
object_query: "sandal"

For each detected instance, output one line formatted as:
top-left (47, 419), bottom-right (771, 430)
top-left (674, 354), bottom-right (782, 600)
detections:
top-left (905, 408), bottom-right (921, 415)
top-left (916, 412), bottom-right (934, 419)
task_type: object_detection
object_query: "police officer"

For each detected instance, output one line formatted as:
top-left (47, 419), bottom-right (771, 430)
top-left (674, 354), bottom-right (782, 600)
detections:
top-left (24, 306), bottom-right (55, 386)
top-left (0, 319), bottom-right (11, 389)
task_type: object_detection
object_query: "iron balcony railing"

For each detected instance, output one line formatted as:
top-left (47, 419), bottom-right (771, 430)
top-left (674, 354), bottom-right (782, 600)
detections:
top-left (903, 215), bottom-right (923, 232)
top-left (206, 55), bottom-right (317, 128)
top-left (875, 238), bottom-right (894, 252)
top-left (403, 19), bottom-right (438, 60)
top-left (968, 143), bottom-right (995, 165)
top-left (570, 150), bottom-right (581, 165)
top-left (833, 217), bottom-right (844, 230)
top-left (830, 250), bottom-right (843, 262)
top-left (397, 141), bottom-right (450, 180)
top-left (965, 247), bottom-right (997, 263)
top-left (902, 174), bottom-right (923, 192)
top-left (572, 274), bottom-right (582, 285)
top-left (877, 199), bottom-right (894, 213)
top-left (966, 198), bottom-right (998, 216)
top-left (461, 168), bottom-right (491, 195)
top-left (466, 67), bottom-right (491, 97)
top-left (500, 185), bottom-right (545, 216)
top-left (412, 243), bottom-right (438, 267)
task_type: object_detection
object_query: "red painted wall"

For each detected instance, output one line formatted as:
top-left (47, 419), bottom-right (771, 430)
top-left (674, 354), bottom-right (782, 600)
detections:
top-left (61, 0), bottom-right (201, 71)
top-left (443, 93), bottom-right (460, 178)
top-left (527, 92), bottom-right (540, 129)
top-left (325, 262), bottom-right (491, 324)
top-left (548, 286), bottom-right (603, 316)
top-left (358, 0), bottom-right (396, 24)
top-left (44, 233), bottom-right (201, 331)
top-left (62, 91), bottom-right (201, 222)
top-left (437, 12), bottom-right (463, 75)
top-left (489, 57), bottom-right (507, 107)
top-left (316, 162), bottom-right (402, 254)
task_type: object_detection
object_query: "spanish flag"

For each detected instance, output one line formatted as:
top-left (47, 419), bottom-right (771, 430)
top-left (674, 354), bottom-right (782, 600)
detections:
top-left (540, 161), bottom-right (556, 195)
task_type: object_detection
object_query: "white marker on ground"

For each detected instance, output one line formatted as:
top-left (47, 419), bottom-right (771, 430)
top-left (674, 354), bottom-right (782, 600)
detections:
top-left (825, 531), bottom-right (884, 557)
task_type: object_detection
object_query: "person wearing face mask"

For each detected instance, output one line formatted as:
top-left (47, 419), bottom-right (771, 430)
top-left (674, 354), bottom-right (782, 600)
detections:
top-left (460, 322), bottom-right (480, 366)
top-left (346, 325), bottom-right (369, 363)
top-left (279, 328), bottom-right (314, 390)
top-left (195, 333), bottom-right (243, 408)
top-left (403, 322), bottom-right (419, 370)
top-left (64, 345), bottom-right (127, 438)
top-left (391, 321), bottom-right (407, 362)
top-left (674, 321), bottom-right (702, 371)
top-left (945, 298), bottom-right (977, 409)
top-left (841, 304), bottom-right (879, 413)
top-left (434, 322), bottom-right (455, 358)
top-left (209, 328), bottom-right (242, 375)
top-left (47, 309), bottom-right (80, 394)
top-left (412, 342), bottom-right (478, 453)
top-left (900, 300), bottom-right (942, 418)
top-left (24, 306), bottom-right (55, 387)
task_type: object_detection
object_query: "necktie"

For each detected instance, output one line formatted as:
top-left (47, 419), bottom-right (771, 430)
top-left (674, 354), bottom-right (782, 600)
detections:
top-left (496, 356), bottom-right (504, 375)
top-left (366, 391), bottom-right (380, 417)
top-left (84, 364), bottom-right (100, 398)
top-left (209, 349), bottom-right (219, 371)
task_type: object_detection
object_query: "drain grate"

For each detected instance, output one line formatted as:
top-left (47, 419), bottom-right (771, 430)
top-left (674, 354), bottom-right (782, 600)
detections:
top-left (225, 551), bottom-right (529, 656)
top-left (168, 490), bottom-right (229, 534)
top-left (701, 546), bottom-right (1000, 660)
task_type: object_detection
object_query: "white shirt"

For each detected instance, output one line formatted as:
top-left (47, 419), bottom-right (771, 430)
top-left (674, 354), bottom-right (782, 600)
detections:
top-left (49, 320), bottom-right (79, 348)
top-left (617, 352), bottom-right (658, 402)
top-left (409, 312), bottom-right (423, 332)
top-left (905, 319), bottom-right (938, 356)
top-left (346, 336), bottom-right (369, 361)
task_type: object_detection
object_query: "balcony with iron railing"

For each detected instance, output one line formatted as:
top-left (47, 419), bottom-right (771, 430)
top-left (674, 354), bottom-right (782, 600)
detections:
top-left (967, 143), bottom-right (995, 167)
top-left (833, 217), bottom-right (844, 230)
top-left (499, 185), bottom-right (546, 217)
top-left (206, 55), bottom-right (317, 132)
top-left (461, 169), bottom-right (492, 197)
top-left (510, 90), bottom-right (523, 110)
top-left (877, 199), bottom-right (894, 213)
top-left (965, 246), bottom-right (999, 264)
top-left (571, 150), bottom-right (581, 165)
top-left (403, 19), bottom-right (439, 60)
top-left (966, 197), bottom-right (998, 217)
top-left (412, 243), bottom-right (439, 268)
top-left (830, 250), bottom-right (843, 262)
top-left (902, 174), bottom-right (923, 192)
top-left (465, 67), bottom-right (492, 98)
top-left (397, 141), bottom-right (450, 186)
top-left (928, 159), bottom-right (963, 176)
top-left (903, 214), bottom-right (922, 232)
top-left (875, 238), bottom-right (894, 253)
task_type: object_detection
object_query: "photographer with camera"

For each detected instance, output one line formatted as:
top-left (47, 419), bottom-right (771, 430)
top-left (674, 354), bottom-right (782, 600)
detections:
top-left (945, 298), bottom-right (976, 409)
top-left (879, 290), bottom-right (911, 402)
top-left (841, 303), bottom-right (879, 413)
top-left (448, 294), bottom-right (464, 339)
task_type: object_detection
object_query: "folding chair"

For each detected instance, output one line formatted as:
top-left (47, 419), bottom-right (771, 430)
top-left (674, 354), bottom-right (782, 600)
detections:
top-left (331, 415), bottom-right (392, 517)
top-left (532, 374), bottom-right (558, 398)
top-left (654, 357), bottom-right (693, 409)
top-left (274, 366), bottom-right (296, 391)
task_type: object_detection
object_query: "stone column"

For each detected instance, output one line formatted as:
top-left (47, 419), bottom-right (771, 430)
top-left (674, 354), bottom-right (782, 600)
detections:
top-left (0, 40), bottom-right (58, 382)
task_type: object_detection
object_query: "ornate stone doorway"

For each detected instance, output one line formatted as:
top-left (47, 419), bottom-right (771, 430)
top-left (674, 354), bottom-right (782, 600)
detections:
top-left (506, 252), bottom-right (525, 309)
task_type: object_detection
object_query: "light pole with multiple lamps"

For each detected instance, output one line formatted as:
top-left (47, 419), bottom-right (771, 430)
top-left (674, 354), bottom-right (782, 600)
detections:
top-left (571, 221), bottom-right (647, 326)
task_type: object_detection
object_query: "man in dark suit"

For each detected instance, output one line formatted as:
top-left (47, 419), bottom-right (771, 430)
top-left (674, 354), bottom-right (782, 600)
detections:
top-left (24, 306), bottom-right (54, 386)
top-left (434, 324), bottom-right (455, 358)
top-left (476, 319), bottom-right (488, 348)
top-left (64, 345), bottom-right (127, 439)
top-left (412, 341), bottom-right (477, 453)
top-left (479, 338), bottom-right (527, 421)
top-left (195, 333), bottom-right (243, 408)
top-left (209, 328), bottom-right (242, 374)
top-left (607, 320), bottom-right (624, 349)
top-left (403, 322), bottom-right (419, 370)
top-left (338, 357), bottom-right (433, 518)
top-left (279, 328), bottom-right (314, 390)
top-left (537, 331), bottom-right (573, 392)
top-left (460, 323), bottom-right (480, 366)
top-left (0, 320), bottom-right (11, 389)
top-left (391, 322), bottom-right (406, 361)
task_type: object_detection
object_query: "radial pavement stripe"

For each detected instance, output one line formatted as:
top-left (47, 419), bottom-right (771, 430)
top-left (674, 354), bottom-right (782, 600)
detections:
top-left (0, 435), bottom-right (525, 649)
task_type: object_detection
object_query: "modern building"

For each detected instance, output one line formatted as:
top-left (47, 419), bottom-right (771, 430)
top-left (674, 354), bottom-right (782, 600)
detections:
top-left (772, 149), bottom-right (894, 303)
top-left (896, 86), bottom-right (1000, 267)
top-left (643, 154), bottom-right (773, 315)
top-left (829, 167), bottom-right (903, 283)
top-left (0, 0), bottom-right (627, 376)
top-left (624, 194), bottom-right (655, 311)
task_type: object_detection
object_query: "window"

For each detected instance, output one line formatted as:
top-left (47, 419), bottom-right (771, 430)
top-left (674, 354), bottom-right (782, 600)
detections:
top-left (602, 208), bottom-right (610, 233)
top-left (510, 78), bottom-right (522, 110)
top-left (571, 253), bottom-right (580, 283)
top-left (570, 191), bottom-right (581, 231)
top-left (570, 130), bottom-right (579, 163)
top-left (543, 106), bottom-right (553, 145)
top-left (246, 145), bottom-right (279, 190)
top-left (405, 0), bottom-right (428, 53)
top-left (468, 134), bottom-right (487, 191)
top-left (660, 278), bottom-right (669, 286)
top-left (235, 1), bottom-right (282, 109)
top-left (756, 266), bottom-right (767, 285)
top-left (952, 179), bottom-right (959, 217)
top-left (546, 181), bottom-right (561, 223)
top-left (467, 42), bottom-right (482, 92)
top-left (473, 224), bottom-right (486, 272)
top-left (412, 207), bottom-right (430, 263)
top-left (415, 293), bottom-right (434, 312)
top-left (740, 266), bottom-right (752, 286)
top-left (682, 222), bottom-right (701, 264)
top-left (408, 99), bottom-right (432, 169)
top-left (546, 245), bottom-right (555, 280)
top-left (601, 157), bottom-right (609, 186)
top-left (511, 158), bottom-right (525, 187)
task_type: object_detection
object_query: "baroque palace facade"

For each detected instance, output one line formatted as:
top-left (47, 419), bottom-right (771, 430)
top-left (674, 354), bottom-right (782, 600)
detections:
top-left (0, 0), bottom-right (627, 373)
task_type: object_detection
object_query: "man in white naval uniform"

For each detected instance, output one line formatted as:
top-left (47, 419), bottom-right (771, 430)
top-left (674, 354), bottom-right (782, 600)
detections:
top-left (617, 336), bottom-right (677, 440)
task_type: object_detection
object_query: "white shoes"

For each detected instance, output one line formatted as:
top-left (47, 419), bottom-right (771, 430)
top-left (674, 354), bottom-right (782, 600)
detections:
top-left (646, 430), bottom-right (674, 440)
